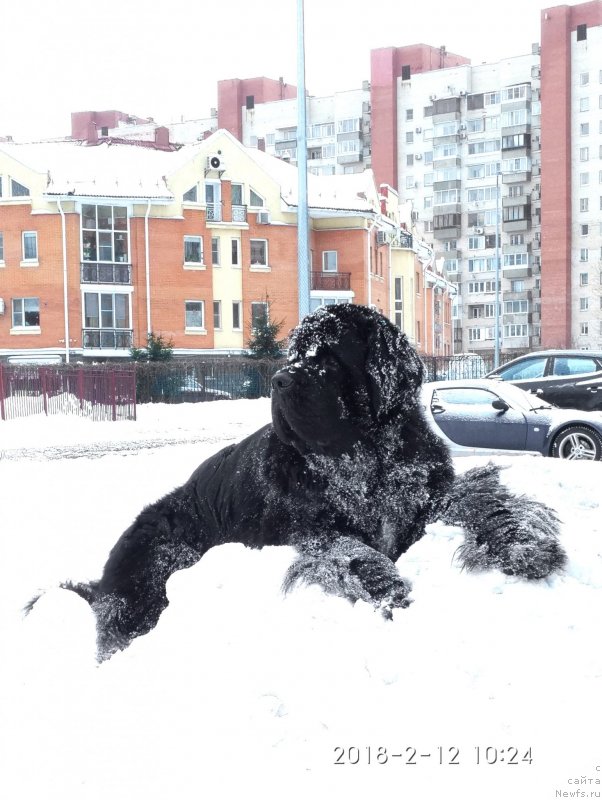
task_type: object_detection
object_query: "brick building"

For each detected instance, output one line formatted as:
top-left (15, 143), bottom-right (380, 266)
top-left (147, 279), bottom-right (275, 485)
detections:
top-left (0, 129), bottom-right (452, 362)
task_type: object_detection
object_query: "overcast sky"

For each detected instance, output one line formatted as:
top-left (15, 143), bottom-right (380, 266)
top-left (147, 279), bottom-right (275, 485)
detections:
top-left (1, 0), bottom-right (560, 142)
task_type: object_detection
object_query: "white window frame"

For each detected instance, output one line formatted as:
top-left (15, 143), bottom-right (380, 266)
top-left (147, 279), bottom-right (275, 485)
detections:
top-left (231, 237), bottom-right (241, 268)
top-left (185, 300), bottom-right (205, 332)
top-left (11, 297), bottom-right (40, 332)
top-left (211, 236), bottom-right (220, 266)
top-left (21, 231), bottom-right (38, 265)
top-left (251, 301), bottom-right (269, 330)
top-left (250, 239), bottom-right (268, 269)
top-left (213, 300), bottom-right (222, 329)
top-left (184, 235), bottom-right (204, 268)
top-left (232, 301), bottom-right (242, 331)
top-left (322, 250), bottom-right (338, 272)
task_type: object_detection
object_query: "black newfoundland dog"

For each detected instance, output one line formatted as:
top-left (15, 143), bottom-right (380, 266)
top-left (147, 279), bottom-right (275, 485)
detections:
top-left (56, 304), bottom-right (566, 661)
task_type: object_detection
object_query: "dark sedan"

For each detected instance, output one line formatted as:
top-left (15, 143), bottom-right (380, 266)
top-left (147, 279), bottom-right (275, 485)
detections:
top-left (422, 379), bottom-right (602, 461)
top-left (485, 350), bottom-right (602, 411)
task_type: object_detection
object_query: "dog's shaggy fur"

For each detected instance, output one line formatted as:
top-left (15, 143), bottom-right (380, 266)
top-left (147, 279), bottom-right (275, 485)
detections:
top-left (53, 304), bottom-right (566, 660)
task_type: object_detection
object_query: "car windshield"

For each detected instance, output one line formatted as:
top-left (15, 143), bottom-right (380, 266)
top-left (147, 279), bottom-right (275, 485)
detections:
top-left (496, 356), bottom-right (547, 380)
top-left (496, 382), bottom-right (552, 411)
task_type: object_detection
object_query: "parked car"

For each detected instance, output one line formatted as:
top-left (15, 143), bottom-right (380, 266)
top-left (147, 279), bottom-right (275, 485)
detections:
top-left (441, 352), bottom-right (488, 380)
top-left (153, 375), bottom-right (232, 403)
top-left (486, 350), bottom-right (602, 411)
top-left (421, 379), bottom-right (602, 460)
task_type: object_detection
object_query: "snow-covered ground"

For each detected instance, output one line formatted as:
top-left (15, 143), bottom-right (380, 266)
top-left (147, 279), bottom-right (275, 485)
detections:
top-left (1, 399), bottom-right (600, 800)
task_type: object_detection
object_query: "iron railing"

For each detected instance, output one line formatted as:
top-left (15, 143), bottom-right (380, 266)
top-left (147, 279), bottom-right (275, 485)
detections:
top-left (82, 329), bottom-right (134, 349)
top-left (231, 204), bottom-right (247, 222)
top-left (80, 262), bottom-right (132, 284)
top-left (311, 271), bottom-right (351, 291)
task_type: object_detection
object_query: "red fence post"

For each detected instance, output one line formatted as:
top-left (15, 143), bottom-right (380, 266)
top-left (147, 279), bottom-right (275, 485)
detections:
top-left (40, 368), bottom-right (48, 416)
top-left (110, 370), bottom-right (117, 421)
top-left (0, 364), bottom-right (5, 421)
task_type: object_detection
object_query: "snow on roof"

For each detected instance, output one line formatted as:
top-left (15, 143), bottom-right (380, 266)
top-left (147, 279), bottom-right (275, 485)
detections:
top-left (0, 140), bottom-right (176, 200)
top-left (243, 144), bottom-right (379, 213)
top-left (0, 129), bottom-right (380, 212)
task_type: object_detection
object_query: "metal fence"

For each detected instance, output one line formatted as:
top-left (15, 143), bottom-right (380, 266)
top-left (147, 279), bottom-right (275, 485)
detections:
top-left (420, 351), bottom-right (523, 382)
top-left (0, 364), bottom-right (137, 422)
top-left (134, 358), bottom-right (284, 404)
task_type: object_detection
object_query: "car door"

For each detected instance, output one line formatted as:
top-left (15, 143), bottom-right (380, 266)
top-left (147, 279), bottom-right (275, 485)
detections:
top-left (493, 355), bottom-right (550, 393)
top-left (430, 386), bottom-right (528, 451)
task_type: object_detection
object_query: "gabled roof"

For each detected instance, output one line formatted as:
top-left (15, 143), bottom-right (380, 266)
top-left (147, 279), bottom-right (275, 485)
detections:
top-left (0, 128), bottom-right (381, 213)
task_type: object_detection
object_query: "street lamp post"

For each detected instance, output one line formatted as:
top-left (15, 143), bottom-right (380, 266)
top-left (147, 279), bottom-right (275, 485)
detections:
top-left (494, 167), bottom-right (501, 369)
top-left (296, 0), bottom-right (310, 320)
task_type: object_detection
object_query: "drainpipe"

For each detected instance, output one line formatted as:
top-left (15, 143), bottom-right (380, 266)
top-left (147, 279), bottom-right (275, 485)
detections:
top-left (144, 200), bottom-right (152, 337)
top-left (57, 199), bottom-right (70, 363)
top-left (366, 218), bottom-right (376, 308)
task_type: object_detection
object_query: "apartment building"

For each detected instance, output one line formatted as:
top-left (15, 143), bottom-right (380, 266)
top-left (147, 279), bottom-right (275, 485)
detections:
top-left (0, 128), bottom-right (449, 361)
top-left (391, 52), bottom-right (543, 356)
top-left (540, 1), bottom-right (602, 349)
top-left (217, 77), bottom-right (371, 177)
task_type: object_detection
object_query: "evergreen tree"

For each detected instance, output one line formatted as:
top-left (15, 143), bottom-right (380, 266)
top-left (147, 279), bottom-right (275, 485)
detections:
top-left (131, 332), bottom-right (174, 362)
top-left (246, 299), bottom-right (286, 360)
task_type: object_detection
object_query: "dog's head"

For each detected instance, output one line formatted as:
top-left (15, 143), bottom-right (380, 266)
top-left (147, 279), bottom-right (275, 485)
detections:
top-left (271, 304), bottom-right (424, 456)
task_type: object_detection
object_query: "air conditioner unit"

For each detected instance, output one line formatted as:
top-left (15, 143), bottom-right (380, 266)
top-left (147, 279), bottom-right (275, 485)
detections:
top-left (0, 298), bottom-right (4, 314)
top-left (474, 227), bottom-right (484, 235)
top-left (459, 90), bottom-right (467, 97)
top-left (429, 94), bottom-right (437, 102)
top-left (415, 126), bottom-right (422, 134)
top-left (206, 154), bottom-right (225, 171)
top-left (415, 153), bottom-right (423, 160)
top-left (459, 124), bottom-right (467, 131)
top-left (257, 211), bottom-right (271, 224)
top-left (376, 230), bottom-right (388, 245)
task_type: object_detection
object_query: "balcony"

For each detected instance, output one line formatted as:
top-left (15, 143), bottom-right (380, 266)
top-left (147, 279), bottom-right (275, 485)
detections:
top-left (206, 202), bottom-right (222, 222)
top-left (82, 329), bottom-right (133, 350)
top-left (81, 262), bottom-right (132, 284)
top-left (311, 272), bottom-right (351, 291)
top-left (231, 204), bottom-right (247, 223)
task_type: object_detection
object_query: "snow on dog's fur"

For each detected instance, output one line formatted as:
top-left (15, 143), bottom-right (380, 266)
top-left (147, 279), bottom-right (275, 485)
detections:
top-left (40, 304), bottom-right (566, 661)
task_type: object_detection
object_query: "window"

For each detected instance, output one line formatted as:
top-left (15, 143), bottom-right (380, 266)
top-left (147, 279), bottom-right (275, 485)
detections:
top-left (580, 322), bottom-right (589, 336)
top-left (12, 297), bottom-right (40, 328)
top-left (82, 204), bottom-right (128, 263)
top-left (505, 300), bottom-right (529, 313)
top-left (509, 234), bottom-right (524, 246)
top-left (405, 175), bottom-right (415, 189)
top-left (406, 109), bottom-right (414, 121)
top-left (580, 297), bottom-right (589, 311)
top-left (502, 157), bottom-right (530, 173)
top-left (232, 301), bottom-right (242, 331)
top-left (401, 65), bottom-right (411, 81)
top-left (405, 131), bottom-right (414, 144)
top-left (580, 97), bottom-right (589, 112)
top-left (466, 118), bottom-right (485, 133)
top-left (580, 72), bottom-right (589, 86)
top-left (424, 172), bottom-right (434, 186)
top-left (213, 300), bottom-right (222, 329)
top-left (322, 250), bottom-right (338, 272)
top-left (423, 196), bottom-right (433, 209)
top-left (501, 109), bottom-right (529, 127)
top-left (211, 237), bottom-right (220, 266)
top-left (0, 232), bottom-right (3, 262)
top-left (510, 279), bottom-right (525, 292)
top-left (185, 300), bottom-right (204, 330)
top-left (468, 139), bottom-right (500, 155)
top-left (250, 239), bottom-right (268, 267)
top-left (337, 118), bottom-right (359, 134)
top-left (22, 231), bottom-right (38, 261)
top-left (231, 238), bottom-right (241, 267)
top-left (251, 301), bottom-right (268, 330)
top-left (468, 236), bottom-right (484, 250)
top-left (580, 248), bottom-right (589, 262)
top-left (503, 253), bottom-right (529, 266)
top-left (580, 122), bottom-right (590, 136)
top-left (581, 224), bottom-right (589, 235)
top-left (580, 198), bottom-right (589, 212)
top-left (84, 292), bottom-right (129, 329)
top-left (434, 189), bottom-right (460, 205)
top-left (424, 151), bottom-right (433, 165)
top-left (231, 183), bottom-right (243, 207)
top-left (577, 24), bottom-right (587, 41)
top-left (580, 147), bottom-right (589, 161)
top-left (501, 85), bottom-right (528, 101)
top-left (11, 179), bottom-right (30, 196)
top-left (184, 235), bottom-right (203, 265)
top-left (504, 324), bottom-right (529, 338)
top-left (394, 276), bottom-right (404, 329)
top-left (484, 91), bottom-right (500, 105)
top-left (183, 186), bottom-right (198, 202)
top-left (249, 188), bottom-right (264, 207)
top-left (406, 154), bottom-right (414, 167)
top-left (579, 272), bottom-right (589, 286)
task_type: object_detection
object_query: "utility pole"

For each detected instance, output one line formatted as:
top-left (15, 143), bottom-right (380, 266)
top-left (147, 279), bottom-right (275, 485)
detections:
top-left (296, 0), bottom-right (310, 320)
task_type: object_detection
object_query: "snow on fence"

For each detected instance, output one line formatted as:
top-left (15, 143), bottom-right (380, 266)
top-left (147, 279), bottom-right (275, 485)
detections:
top-left (0, 364), bottom-right (137, 422)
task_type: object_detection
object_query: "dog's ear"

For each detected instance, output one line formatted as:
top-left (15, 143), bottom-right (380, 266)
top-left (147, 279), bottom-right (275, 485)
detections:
top-left (365, 314), bottom-right (424, 420)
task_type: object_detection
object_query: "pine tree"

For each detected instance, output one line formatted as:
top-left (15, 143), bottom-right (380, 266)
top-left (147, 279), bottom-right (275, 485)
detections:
top-left (246, 302), bottom-right (286, 360)
top-left (131, 332), bottom-right (174, 362)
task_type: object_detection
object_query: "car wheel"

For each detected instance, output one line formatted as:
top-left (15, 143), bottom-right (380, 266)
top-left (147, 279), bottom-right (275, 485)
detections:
top-left (551, 426), bottom-right (602, 461)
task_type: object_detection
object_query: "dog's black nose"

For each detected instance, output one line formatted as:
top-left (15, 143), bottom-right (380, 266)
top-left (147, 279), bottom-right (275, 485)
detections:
top-left (272, 370), bottom-right (295, 392)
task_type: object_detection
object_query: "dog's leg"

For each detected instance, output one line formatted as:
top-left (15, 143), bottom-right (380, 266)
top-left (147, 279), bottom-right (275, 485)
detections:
top-left (68, 485), bottom-right (209, 661)
top-left (283, 536), bottom-right (412, 618)
top-left (436, 463), bottom-right (567, 579)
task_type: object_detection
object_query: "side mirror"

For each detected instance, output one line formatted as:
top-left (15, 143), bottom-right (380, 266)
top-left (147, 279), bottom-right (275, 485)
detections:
top-left (491, 398), bottom-right (510, 412)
